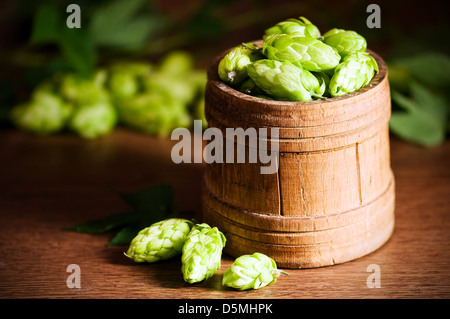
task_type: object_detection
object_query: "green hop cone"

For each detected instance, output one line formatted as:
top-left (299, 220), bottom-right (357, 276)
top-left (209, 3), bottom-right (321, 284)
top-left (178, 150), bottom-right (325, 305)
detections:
top-left (190, 71), bottom-right (208, 129)
top-left (109, 72), bottom-right (138, 100)
top-left (263, 33), bottom-right (340, 72)
top-left (68, 100), bottom-right (117, 139)
top-left (158, 51), bottom-right (194, 77)
top-left (125, 218), bottom-right (196, 263)
top-left (238, 78), bottom-right (266, 96)
top-left (116, 91), bottom-right (191, 137)
top-left (297, 67), bottom-right (326, 98)
top-left (10, 85), bottom-right (72, 135)
top-left (146, 51), bottom-right (201, 105)
top-left (247, 59), bottom-right (322, 101)
top-left (323, 28), bottom-right (367, 58)
top-left (313, 71), bottom-right (331, 97)
top-left (60, 71), bottom-right (108, 106)
top-left (181, 223), bottom-right (226, 284)
top-left (144, 71), bottom-right (198, 106)
top-left (222, 253), bottom-right (289, 290)
top-left (329, 51), bottom-right (379, 97)
top-left (264, 16), bottom-right (320, 39)
top-left (218, 43), bottom-right (262, 87)
top-left (107, 62), bottom-right (152, 100)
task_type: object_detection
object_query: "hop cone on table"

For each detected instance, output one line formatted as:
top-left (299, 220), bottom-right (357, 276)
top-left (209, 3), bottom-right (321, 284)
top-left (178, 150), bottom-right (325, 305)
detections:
top-left (218, 43), bottom-right (263, 87)
top-left (158, 50), bottom-right (194, 76)
top-left (329, 51), bottom-right (379, 97)
top-left (10, 86), bottom-right (73, 135)
top-left (247, 59), bottom-right (323, 101)
top-left (59, 71), bottom-right (119, 138)
top-left (323, 28), bottom-right (367, 57)
top-left (116, 91), bottom-right (191, 137)
top-left (125, 218), bottom-right (196, 263)
top-left (68, 99), bottom-right (117, 139)
top-left (264, 16), bottom-right (321, 39)
top-left (222, 253), bottom-right (288, 290)
top-left (181, 223), bottom-right (226, 284)
top-left (262, 33), bottom-right (340, 72)
top-left (59, 71), bottom-right (111, 109)
top-left (107, 62), bottom-right (152, 100)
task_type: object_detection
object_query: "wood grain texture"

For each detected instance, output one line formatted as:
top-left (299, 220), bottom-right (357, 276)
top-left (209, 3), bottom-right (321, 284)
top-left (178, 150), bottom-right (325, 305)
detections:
top-left (0, 129), bottom-right (449, 298)
top-left (203, 176), bottom-right (394, 232)
top-left (204, 184), bottom-right (394, 246)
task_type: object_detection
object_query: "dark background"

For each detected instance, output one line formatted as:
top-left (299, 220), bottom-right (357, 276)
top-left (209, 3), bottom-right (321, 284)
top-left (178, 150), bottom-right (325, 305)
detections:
top-left (0, 0), bottom-right (449, 143)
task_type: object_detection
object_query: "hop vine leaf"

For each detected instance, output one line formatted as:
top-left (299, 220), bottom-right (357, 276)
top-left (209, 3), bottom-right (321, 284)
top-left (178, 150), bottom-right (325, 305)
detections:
top-left (63, 184), bottom-right (179, 247)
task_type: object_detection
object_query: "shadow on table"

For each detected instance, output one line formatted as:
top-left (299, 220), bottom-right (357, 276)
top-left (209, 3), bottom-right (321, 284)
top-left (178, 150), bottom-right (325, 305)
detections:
top-left (101, 243), bottom-right (226, 290)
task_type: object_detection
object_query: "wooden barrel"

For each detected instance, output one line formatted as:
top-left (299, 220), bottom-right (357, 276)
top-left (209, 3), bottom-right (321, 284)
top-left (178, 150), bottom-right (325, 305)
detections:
top-left (202, 44), bottom-right (395, 268)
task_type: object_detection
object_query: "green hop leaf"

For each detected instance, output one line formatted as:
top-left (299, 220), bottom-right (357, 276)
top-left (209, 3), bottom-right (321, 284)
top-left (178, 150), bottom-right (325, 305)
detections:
top-left (218, 43), bottom-right (262, 87)
top-left (89, 0), bottom-right (157, 51)
top-left (323, 28), bottom-right (367, 57)
top-left (124, 218), bottom-right (196, 263)
top-left (63, 184), bottom-right (179, 247)
top-left (329, 51), bottom-right (378, 97)
top-left (247, 59), bottom-right (322, 101)
top-left (388, 52), bottom-right (450, 89)
top-left (222, 252), bottom-right (289, 290)
top-left (181, 223), bottom-right (226, 284)
top-left (262, 33), bottom-right (340, 72)
top-left (10, 85), bottom-right (72, 135)
top-left (264, 16), bottom-right (321, 39)
top-left (389, 81), bottom-right (449, 147)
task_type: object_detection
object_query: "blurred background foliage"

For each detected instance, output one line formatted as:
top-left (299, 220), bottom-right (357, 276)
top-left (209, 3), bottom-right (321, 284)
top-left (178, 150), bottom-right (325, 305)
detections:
top-left (0, 0), bottom-right (449, 145)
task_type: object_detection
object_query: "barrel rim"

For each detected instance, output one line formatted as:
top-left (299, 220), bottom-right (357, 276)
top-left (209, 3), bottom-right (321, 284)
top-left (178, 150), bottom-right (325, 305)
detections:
top-left (207, 40), bottom-right (388, 111)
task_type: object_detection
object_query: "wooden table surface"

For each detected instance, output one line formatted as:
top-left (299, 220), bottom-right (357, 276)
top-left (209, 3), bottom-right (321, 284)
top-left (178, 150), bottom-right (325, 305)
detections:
top-left (0, 128), bottom-right (449, 299)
